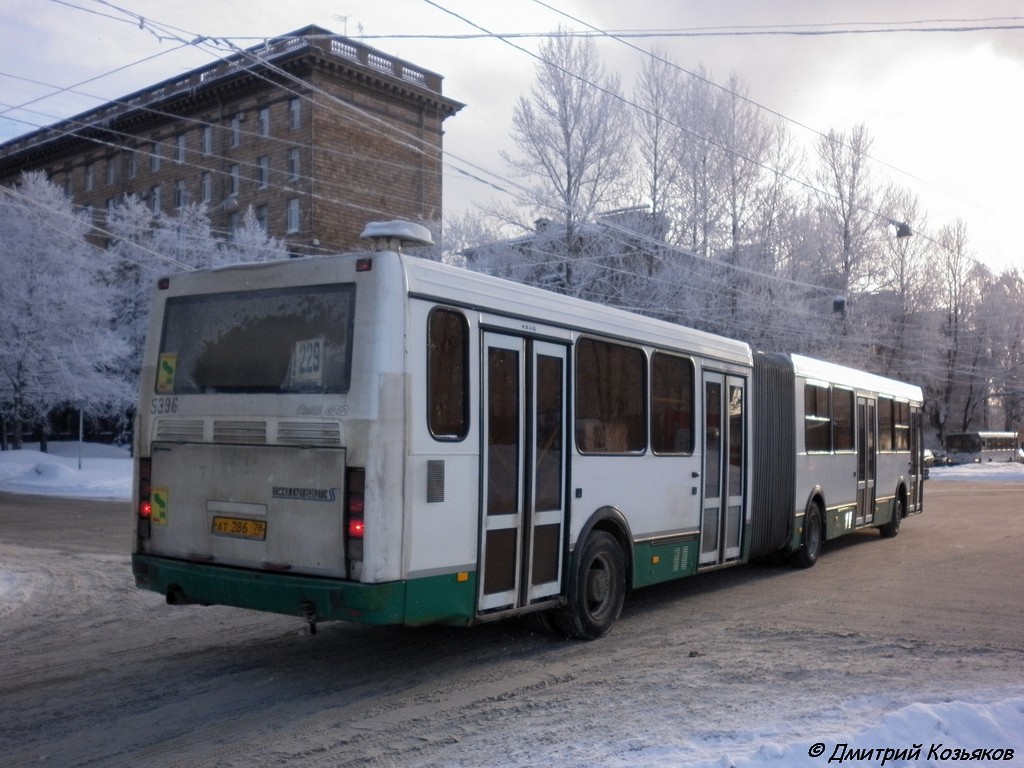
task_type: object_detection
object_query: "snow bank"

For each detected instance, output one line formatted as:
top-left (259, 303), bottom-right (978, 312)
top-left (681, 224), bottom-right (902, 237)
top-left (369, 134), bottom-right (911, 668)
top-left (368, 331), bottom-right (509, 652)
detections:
top-left (678, 695), bottom-right (1024, 768)
top-left (928, 460), bottom-right (1024, 483)
top-left (0, 442), bottom-right (130, 499)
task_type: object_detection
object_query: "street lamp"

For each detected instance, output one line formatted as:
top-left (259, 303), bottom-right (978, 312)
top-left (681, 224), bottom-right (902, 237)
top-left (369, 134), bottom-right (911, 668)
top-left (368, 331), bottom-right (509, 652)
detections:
top-left (890, 219), bottom-right (913, 239)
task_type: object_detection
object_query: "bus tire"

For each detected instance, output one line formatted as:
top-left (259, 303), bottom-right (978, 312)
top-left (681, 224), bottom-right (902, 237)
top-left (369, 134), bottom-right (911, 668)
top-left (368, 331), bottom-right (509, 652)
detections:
top-left (791, 501), bottom-right (823, 569)
top-left (554, 530), bottom-right (625, 640)
top-left (879, 497), bottom-right (904, 539)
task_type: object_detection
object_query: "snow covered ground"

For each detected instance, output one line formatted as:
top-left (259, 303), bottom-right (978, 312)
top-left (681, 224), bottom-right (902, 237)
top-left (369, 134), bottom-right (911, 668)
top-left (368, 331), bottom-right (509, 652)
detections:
top-left (1, 444), bottom-right (1022, 765)
top-left (0, 440), bottom-right (130, 499)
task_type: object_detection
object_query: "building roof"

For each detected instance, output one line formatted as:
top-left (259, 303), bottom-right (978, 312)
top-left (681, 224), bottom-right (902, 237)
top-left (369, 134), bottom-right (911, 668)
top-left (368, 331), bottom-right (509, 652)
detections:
top-left (0, 24), bottom-right (464, 172)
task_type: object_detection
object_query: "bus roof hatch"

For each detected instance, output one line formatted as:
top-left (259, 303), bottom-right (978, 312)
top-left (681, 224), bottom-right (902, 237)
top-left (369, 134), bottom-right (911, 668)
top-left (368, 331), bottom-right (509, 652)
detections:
top-left (360, 220), bottom-right (434, 252)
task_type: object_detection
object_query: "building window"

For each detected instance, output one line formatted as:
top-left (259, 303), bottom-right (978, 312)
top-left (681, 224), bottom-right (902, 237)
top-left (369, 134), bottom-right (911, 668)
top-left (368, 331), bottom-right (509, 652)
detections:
top-left (201, 125), bottom-right (213, 155)
top-left (289, 97), bottom-right (301, 129)
top-left (149, 185), bottom-right (161, 214)
top-left (288, 147), bottom-right (300, 181)
top-left (175, 134), bottom-right (186, 164)
top-left (84, 162), bottom-right (94, 191)
top-left (255, 205), bottom-right (268, 232)
top-left (150, 142), bottom-right (161, 172)
top-left (286, 197), bottom-right (300, 233)
top-left (174, 179), bottom-right (187, 209)
top-left (105, 158), bottom-right (116, 186)
top-left (229, 114), bottom-right (241, 148)
top-left (256, 155), bottom-right (270, 188)
top-left (227, 211), bottom-right (240, 239)
top-left (127, 151), bottom-right (137, 179)
top-left (258, 106), bottom-right (270, 137)
top-left (228, 163), bottom-right (240, 197)
top-left (200, 171), bottom-right (212, 204)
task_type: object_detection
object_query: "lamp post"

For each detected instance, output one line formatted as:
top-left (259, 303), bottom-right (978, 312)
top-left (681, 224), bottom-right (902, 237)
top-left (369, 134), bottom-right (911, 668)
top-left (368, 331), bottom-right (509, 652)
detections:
top-left (890, 219), bottom-right (913, 239)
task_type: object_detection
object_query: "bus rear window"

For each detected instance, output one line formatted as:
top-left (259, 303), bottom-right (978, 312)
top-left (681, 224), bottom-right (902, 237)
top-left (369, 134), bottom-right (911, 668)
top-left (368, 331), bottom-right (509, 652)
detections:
top-left (156, 284), bottom-right (355, 394)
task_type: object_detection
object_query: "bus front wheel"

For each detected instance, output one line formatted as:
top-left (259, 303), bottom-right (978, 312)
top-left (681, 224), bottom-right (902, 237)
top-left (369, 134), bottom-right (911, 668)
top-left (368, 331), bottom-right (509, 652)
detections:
top-left (792, 501), bottom-right (823, 569)
top-left (879, 497), bottom-right (904, 539)
top-left (554, 530), bottom-right (626, 640)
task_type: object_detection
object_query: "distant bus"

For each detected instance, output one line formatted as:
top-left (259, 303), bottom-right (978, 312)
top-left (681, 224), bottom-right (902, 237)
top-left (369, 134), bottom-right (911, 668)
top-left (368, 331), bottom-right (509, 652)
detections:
top-left (131, 221), bottom-right (925, 640)
top-left (943, 431), bottom-right (1020, 464)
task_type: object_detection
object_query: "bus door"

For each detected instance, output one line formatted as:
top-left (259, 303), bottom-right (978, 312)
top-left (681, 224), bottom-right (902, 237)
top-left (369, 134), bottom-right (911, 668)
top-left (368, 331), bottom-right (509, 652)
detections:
top-left (909, 407), bottom-right (923, 513)
top-left (856, 397), bottom-right (877, 525)
top-left (700, 372), bottom-right (746, 566)
top-left (479, 333), bottom-right (568, 613)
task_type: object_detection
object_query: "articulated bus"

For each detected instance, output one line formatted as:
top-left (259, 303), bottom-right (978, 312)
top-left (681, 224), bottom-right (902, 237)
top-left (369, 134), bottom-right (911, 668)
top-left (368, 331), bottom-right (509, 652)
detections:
top-left (131, 221), bottom-right (925, 639)
top-left (943, 431), bottom-right (1020, 464)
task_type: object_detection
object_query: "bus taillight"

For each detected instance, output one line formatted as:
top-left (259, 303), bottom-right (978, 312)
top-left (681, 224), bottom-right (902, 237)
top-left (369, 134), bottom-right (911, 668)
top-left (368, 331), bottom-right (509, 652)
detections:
top-left (137, 458), bottom-right (152, 538)
top-left (346, 467), bottom-right (365, 574)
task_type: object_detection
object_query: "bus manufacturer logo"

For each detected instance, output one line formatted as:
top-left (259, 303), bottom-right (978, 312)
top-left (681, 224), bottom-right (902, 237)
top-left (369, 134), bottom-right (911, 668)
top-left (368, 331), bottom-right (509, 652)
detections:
top-left (272, 486), bottom-right (338, 502)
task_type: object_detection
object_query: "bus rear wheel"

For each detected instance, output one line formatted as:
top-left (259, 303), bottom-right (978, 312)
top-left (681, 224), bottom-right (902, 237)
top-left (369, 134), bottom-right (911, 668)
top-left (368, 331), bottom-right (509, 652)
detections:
top-left (554, 530), bottom-right (625, 640)
top-left (791, 501), bottom-right (823, 569)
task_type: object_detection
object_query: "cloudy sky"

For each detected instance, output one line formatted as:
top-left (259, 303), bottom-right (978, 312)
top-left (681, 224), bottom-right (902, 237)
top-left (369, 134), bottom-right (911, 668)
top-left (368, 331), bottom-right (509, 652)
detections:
top-left (2, 0), bottom-right (1022, 270)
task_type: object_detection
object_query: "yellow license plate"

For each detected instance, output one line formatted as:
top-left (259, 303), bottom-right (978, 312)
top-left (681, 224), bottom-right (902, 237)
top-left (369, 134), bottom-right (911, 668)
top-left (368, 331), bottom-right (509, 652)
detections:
top-left (211, 516), bottom-right (267, 540)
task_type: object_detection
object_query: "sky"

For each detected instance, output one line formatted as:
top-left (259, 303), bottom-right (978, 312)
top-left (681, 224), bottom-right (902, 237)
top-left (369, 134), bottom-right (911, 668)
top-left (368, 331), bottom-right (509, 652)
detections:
top-left (1, 0), bottom-right (1023, 271)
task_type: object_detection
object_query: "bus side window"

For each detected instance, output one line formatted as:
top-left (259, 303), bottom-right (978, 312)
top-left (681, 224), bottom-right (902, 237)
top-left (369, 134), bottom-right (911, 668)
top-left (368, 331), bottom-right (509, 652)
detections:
top-left (427, 308), bottom-right (469, 440)
top-left (575, 338), bottom-right (646, 454)
top-left (878, 397), bottom-right (894, 451)
top-left (894, 401), bottom-right (910, 450)
top-left (833, 387), bottom-right (855, 451)
top-left (651, 352), bottom-right (695, 454)
top-left (804, 383), bottom-right (831, 453)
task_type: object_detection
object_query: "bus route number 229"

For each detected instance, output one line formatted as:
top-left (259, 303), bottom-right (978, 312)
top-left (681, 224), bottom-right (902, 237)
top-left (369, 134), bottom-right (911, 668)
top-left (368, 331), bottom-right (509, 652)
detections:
top-left (290, 337), bottom-right (324, 386)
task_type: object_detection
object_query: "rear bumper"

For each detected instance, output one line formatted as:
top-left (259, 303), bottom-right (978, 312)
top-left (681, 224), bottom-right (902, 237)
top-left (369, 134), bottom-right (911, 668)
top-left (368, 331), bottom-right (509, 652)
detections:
top-left (132, 554), bottom-right (475, 627)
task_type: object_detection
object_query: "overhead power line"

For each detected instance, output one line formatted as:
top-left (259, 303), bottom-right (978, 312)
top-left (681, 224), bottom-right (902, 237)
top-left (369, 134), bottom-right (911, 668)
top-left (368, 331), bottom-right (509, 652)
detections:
top-left (355, 17), bottom-right (1024, 40)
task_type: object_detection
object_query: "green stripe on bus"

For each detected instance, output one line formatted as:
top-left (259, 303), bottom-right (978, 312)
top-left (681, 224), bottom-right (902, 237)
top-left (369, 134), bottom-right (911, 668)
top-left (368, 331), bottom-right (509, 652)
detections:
top-left (631, 538), bottom-right (699, 589)
top-left (132, 555), bottom-right (476, 627)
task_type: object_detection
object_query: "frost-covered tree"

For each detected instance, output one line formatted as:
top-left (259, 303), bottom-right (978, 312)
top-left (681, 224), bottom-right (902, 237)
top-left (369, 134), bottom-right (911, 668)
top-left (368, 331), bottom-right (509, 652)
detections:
top-left (633, 50), bottom-right (686, 241)
top-left (868, 187), bottom-right (941, 381)
top-left (813, 124), bottom-right (880, 303)
top-left (217, 205), bottom-right (289, 267)
top-left (985, 268), bottom-right (1024, 432)
top-left (503, 28), bottom-right (634, 295)
top-left (934, 220), bottom-right (991, 437)
top-left (0, 172), bottom-right (131, 448)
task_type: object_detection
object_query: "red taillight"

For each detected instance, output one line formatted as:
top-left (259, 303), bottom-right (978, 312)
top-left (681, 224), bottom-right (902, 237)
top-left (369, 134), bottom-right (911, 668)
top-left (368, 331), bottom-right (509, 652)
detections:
top-left (346, 467), bottom-right (365, 540)
top-left (138, 458), bottom-right (152, 517)
top-left (137, 458), bottom-right (153, 537)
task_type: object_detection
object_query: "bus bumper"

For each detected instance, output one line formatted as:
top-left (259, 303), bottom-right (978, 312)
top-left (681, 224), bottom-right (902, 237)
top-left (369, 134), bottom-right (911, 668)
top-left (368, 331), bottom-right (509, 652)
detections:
top-left (131, 554), bottom-right (476, 627)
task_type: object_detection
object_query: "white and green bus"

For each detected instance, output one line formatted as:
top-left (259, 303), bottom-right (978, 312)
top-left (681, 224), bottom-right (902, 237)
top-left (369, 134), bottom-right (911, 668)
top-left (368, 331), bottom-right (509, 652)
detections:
top-left (132, 221), bottom-right (925, 639)
top-left (943, 431), bottom-right (1020, 464)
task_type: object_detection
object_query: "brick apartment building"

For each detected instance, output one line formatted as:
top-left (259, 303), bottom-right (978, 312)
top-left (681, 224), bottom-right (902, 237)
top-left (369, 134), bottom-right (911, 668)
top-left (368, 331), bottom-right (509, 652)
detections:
top-left (0, 25), bottom-right (464, 255)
